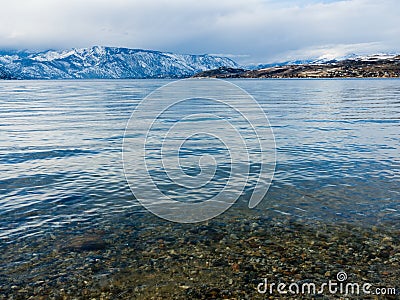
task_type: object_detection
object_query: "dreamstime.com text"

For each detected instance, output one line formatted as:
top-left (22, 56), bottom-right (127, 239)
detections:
top-left (257, 272), bottom-right (396, 296)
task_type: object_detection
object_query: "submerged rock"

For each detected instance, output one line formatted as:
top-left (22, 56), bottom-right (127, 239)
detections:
top-left (61, 235), bottom-right (107, 252)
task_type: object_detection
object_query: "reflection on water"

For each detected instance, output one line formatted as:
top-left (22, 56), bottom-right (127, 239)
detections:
top-left (0, 79), bottom-right (399, 241)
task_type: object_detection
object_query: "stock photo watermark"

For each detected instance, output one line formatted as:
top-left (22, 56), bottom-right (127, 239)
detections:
top-left (257, 271), bottom-right (397, 296)
top-left (122, 78), bottom-right (276, 223)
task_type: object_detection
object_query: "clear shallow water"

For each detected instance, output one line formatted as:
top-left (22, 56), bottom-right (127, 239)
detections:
top-left (0, 79), bottom-right (399, 242)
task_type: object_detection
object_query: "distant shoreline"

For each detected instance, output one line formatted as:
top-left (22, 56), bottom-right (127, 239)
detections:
top-left (193, 56), bottom-right (400, 79)
top-left (2, 77), bottom-right (400, 81)
top-left (3, 76), bottom-right (400, 81)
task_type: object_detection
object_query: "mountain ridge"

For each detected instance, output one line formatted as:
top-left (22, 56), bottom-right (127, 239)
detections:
top-left (245, 53), bottom-right (399, 70)
top-left (194, 54), bottom-right (400, 78)
top-left (0, 46), bottom-right (239, 79)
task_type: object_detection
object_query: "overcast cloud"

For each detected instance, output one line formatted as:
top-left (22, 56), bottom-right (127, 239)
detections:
top-left (0, 0), bottom-right (398, 64)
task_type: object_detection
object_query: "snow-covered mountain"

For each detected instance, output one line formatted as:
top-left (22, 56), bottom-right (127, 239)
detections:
top-left (0, 46), bottom-right (239, 79)
top-left (247, 53), bottom-right (399, 70)
top-left (311, 53), bottom-right (399, 64)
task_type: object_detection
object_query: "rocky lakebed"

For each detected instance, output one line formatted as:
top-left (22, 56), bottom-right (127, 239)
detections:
top-left (0, 206), bottom-right (399, 300)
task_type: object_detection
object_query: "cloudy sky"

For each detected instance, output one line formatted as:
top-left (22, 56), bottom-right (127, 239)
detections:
top-left (1, 0), bottom-right (398, 64)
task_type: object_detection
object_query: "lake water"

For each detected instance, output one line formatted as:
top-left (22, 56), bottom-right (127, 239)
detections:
top-left (1, 79), bottom-right (400, 242)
